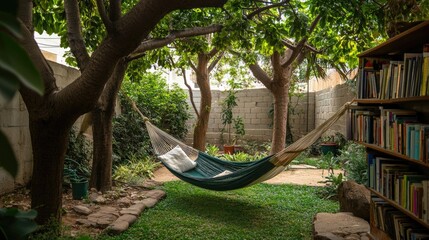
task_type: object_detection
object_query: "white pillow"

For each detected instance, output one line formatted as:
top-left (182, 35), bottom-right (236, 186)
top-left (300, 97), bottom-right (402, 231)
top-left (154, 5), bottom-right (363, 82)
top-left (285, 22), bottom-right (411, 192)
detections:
top-left (213, 170), bottom-right (233, 178)
top-left (158, 146), bottom-right (197, 173)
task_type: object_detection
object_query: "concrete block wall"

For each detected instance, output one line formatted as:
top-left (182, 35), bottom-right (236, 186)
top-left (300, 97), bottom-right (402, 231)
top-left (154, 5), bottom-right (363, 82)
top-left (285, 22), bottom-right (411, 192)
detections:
top-left (314, 83), bottom-right (355, 137)
top-left (185, 88), bottom-right (314, 145)
top-left (0, 61), bottom-right (80, 194)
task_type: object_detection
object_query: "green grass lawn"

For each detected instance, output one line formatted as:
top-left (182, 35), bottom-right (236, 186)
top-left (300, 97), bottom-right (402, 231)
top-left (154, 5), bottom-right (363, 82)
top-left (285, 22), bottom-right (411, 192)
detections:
top-left (102, 181), bottom-right (338, 240)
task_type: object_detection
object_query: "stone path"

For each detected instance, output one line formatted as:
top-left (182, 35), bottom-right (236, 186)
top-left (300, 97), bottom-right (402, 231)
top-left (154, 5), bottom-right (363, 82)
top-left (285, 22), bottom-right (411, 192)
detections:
top-left (72, 183), bottom-right (166, 235)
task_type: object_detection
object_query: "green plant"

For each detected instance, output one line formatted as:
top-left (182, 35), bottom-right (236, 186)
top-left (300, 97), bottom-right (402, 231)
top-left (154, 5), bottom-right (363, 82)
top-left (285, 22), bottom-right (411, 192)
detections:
top-left (220, 151), bottom-right (266, 162)
top-left (113, 154), bottom-right (160, 185)
top-left (243, 141), bottom-right (271, 156)
top-left (318, 172), bottom-right (345, 200)
top-left (336, 142), bottom-right (367, 185)
top-left (64, 128), bottom-right (92, 184)
top-left (205, 144), bottom-right (220, 156)
top-left (113, 72), bottom-right (190, 165)
top-left (0, 208), bottom-right (38, 240)
top-left (220, 80), bottom-right (245, 145)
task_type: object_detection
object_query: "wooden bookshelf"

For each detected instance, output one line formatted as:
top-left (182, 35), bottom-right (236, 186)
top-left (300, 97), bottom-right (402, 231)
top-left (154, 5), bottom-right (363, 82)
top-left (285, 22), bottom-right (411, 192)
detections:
top-left (370, 189), bottom-right (429, 229)
top-left (359, 142), bottom-right (429, 168)
top-left (352, 20), bottom-right (429, 239)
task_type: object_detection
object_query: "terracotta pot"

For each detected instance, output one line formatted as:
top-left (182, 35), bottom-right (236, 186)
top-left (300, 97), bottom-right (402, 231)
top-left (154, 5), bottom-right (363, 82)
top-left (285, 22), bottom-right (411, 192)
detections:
top-left (223, 145), bottom-right (235, 155)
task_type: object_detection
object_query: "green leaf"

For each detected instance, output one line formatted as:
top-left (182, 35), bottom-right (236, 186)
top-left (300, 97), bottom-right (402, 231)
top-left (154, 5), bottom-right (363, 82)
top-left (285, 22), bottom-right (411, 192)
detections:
top-left (0, 131), bottom-right (17, 177)
top-left (0, 208), bottom-right (38, 240)
top-left (0, 32), bottom-right (44, 95)
top-left (0, 68), bottom-right (19, 101)
top-left (0, 12), bottom-right (22, 38)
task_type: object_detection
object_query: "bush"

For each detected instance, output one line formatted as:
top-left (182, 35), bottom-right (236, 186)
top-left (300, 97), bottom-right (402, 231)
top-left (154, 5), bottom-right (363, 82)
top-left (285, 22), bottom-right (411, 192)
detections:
top-left (337, 142), bottom-right (367, 185)
top-left (113, 72), bottom-right (190, 165)
top-left (113, 154), bottom-right (160, 185)
top-left (64, 128), bottom-right (92, 184)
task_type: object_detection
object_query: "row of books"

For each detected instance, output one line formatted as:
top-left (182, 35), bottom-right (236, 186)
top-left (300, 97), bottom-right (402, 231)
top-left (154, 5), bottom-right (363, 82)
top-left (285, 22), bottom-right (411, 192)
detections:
top-left (351, 107), bottom-right (429, 162)
top-left (357, 44), bottom-right (429, 99)
top-left (371, 196), bottom-right (429, 240)
top-left (368, 155), bottom-right (429, 222)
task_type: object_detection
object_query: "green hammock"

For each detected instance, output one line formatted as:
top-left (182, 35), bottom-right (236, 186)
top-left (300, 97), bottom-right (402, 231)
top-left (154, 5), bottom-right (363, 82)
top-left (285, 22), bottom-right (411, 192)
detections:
top-left (133, 101), bottom-right (350, 191)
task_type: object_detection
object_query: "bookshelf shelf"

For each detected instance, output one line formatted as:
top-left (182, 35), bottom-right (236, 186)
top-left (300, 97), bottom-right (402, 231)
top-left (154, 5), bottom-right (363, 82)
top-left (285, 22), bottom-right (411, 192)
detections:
top-left (359, 142), bottom-right (429, 168)
top-left (352, 20), bottom-right (429, 239)
top-left (355, 96), bottom-right (429, 105)
top-left (369, 189), bottom-right (429, 229)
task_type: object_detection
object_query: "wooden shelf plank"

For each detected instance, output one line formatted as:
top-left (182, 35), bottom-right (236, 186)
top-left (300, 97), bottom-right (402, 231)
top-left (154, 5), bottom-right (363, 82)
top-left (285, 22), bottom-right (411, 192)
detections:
top-left (369, 189), bottom-right (429, 229)
top-left (354, 96), bottom-right (429, 105)
top-left (357, 142), bottom-right (429, 168)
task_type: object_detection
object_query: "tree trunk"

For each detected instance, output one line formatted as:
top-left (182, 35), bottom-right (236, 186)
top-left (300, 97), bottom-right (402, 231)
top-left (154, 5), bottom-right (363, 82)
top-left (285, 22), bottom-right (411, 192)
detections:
top-left (90, 107), bottom-right (114, 192)
top-left (30, 118), bottom-right (74, 224)
top-left (192, 54), bottom-right (211, 151)
top-left (270, 72), bottom-right (292, 154)
top-left (90, 60), bottom-right (128, 192)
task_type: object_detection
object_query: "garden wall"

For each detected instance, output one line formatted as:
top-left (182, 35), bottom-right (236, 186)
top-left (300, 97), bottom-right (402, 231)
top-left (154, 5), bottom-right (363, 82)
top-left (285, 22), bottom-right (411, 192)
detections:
top-left (184, 89), bottom-right (316, 146)
top-left (0, 61), bottom-right (80, 194)
top-left (184, 82), bottom-right (354, 147)
top-left (314, 83), bottom-right (355, 137)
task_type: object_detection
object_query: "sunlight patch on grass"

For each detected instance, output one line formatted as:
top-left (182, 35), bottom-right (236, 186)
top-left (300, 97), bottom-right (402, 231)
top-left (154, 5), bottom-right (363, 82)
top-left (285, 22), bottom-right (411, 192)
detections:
top-left (103, 181), bottom-right (338, 240)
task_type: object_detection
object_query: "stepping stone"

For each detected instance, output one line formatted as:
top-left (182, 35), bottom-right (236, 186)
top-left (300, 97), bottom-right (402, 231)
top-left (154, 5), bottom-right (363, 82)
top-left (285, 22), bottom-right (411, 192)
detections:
top-left (136, 198), bottom-right (158, 208)
top-left (87, 212), bottom-right (118, 228)
top-left (142, 179), bottom-right (163, 189)
top-left (108, 220), bottom-right (129, 234)
top-left (73, 205), bottom-right (92, 215)
top-left (313, 212), bottom-right (369, 240)
top-left (76, 218), bottom-right (97, 227)
top-left (119, 208), bottom-right (141, 216)
top-left (141, 190), bottom-right (166, 200)
top-left (116, 214), bottom-right (137, 224)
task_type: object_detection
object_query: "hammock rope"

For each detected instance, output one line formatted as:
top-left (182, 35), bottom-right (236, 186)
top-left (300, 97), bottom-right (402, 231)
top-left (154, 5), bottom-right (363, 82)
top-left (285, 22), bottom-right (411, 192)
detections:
top-left (131, 100), bottom-right (351, 190)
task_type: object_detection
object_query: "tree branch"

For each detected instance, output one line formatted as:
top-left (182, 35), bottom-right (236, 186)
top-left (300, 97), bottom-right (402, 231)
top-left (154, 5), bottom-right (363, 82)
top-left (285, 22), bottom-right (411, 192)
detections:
top-left (57, 0), bottom-right (228, 115)
top-left (208, 51), bottom-right (223, 73)
top-left (249, 63), bottom-right (272, 90)
top-left (109, 0), bottom-right (121, 21)
top-left (181, 68), bottom-right (200, 118)
top-left (246, 0), bottom-right (290, 20)
top-left (128, 25), bottom-right (222, 60)
top-left (207, 47), bottom-right (219, 59)
top-left (64, 0), bottom-right (90, 71)
top-left (281, 14), bottom-right (321, 67)
top-left (96, 0), bottom-right (115, 33)
top-left (188, 59), bottom-right (198, 73)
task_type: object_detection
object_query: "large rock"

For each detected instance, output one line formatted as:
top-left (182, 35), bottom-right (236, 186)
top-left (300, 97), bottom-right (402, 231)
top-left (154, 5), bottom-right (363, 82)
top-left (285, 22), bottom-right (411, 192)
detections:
top-left (338, 180), bottom-right (370, 221)
top-left (313, 212), bottom-right (369, 240)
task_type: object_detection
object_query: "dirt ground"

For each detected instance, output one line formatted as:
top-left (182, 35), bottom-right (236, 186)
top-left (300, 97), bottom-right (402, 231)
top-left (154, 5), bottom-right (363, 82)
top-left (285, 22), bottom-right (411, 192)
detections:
top-left (152, 165), bottom-right (342, 186)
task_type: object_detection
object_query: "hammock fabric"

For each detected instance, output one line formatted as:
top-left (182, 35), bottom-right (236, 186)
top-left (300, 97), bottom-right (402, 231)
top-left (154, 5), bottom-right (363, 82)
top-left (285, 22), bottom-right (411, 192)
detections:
top-left (132, 101), bottom-right (350, 191)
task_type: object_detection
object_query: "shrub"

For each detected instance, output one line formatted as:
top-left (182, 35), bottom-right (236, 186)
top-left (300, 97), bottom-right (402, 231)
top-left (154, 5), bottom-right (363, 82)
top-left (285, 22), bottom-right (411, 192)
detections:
top-left (337, 142), bottom-right (367, 185)
top-left (64, 128), bottom-right (92, 184)
top-left (113, 72), bottom-right (190, 165)
top-left (205, 144), bottom-right (220, 156)
top-left (113, 154), bottom-right (160, 185)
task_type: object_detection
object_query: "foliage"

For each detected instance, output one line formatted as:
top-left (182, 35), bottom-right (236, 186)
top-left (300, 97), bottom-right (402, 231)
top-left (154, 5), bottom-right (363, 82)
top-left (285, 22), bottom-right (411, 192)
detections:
top-left (220, 80), bottom-right (245, 145)
top-left (113, 154), bottom-right (160, 185)
top-left (102, 181), bottom-right (338, 240)
top-left (243, 140), bottom-right (271, 156)
top-left (219, 151), bottom-right (265, 162)
top-left (336, 142), bottom-right (367, 185)
top-left (318, 172), bottom-right (344, 200)
top-left (0, 208), bottom-right (38, 240)
top-left (0, 0), bottom-right (44, 179)
top-left (113, 72), bottom-right (190, 165)
top-left (205, 144), bottom-right (220, 156)
top-left (63, 128), bottom-right (92, 183)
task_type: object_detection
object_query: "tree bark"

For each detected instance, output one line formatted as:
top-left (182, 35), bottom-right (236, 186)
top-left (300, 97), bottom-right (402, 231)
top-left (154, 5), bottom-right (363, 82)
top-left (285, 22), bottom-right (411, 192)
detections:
top-left (29, 117), bottom-right (75, 224)
top-left (90, 59), bottom-right (128, 192)
top-left (192, 54), bottom-right (212, 151)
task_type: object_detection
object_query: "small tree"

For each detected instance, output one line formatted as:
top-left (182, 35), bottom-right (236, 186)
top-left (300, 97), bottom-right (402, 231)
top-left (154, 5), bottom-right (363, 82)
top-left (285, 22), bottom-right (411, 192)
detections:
top-left (220, 80), bottom-right (245, 146)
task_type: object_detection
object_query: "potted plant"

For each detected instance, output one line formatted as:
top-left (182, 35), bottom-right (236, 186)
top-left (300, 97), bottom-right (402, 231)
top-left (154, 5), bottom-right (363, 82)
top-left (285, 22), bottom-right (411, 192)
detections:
top-left (319, 132), bottom-right (346, 156)
top-left (64, 160), bottom-right (89, 200)
top-left (220, 82), bottom-right (245, 154)
top-left (63, 129), bottom-right (92, 200)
